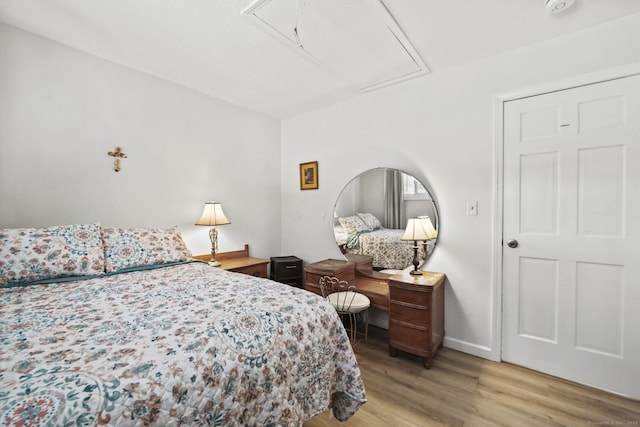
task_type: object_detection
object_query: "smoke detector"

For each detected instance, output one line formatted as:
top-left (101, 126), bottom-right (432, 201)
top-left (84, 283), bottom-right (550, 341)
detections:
top-left (546, 0), bottom-right (575, 14)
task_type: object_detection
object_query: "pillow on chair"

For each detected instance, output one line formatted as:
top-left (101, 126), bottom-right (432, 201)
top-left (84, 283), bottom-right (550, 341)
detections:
top-left (319, 275), bottom-right (370, 312)
top-left (319, 275), bottom-right (370, 344)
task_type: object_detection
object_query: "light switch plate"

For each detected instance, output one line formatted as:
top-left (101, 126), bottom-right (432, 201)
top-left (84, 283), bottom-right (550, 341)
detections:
top-left (466, 201), bottom-right (478, 216)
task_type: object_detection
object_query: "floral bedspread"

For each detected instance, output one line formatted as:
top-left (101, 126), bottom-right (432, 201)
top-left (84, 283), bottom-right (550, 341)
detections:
top-left (345, 228), bottom-right (421, 270)
top-left (0, 262), bottom-right (366, 426)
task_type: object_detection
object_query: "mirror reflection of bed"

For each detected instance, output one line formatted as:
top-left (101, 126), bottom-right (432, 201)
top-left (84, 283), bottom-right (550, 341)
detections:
top-left (333, 168), bottom-right (439, 271)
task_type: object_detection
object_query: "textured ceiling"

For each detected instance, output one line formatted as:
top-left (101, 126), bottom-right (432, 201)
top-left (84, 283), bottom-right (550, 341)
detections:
top-left (1, 0), bottom-right (640, 118)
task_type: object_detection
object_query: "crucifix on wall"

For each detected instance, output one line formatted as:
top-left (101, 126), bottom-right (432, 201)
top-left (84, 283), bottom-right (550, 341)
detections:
top-left (107, 147), bottom-right (127, 172)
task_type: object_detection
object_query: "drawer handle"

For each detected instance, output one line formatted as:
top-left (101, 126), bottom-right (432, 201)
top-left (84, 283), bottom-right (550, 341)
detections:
top-left (284, 265), bottom-right (297, 269)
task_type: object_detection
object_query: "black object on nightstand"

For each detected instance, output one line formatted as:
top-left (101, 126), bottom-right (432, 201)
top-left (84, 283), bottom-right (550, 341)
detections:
top-left (270, 256), bottom-right (304, 288)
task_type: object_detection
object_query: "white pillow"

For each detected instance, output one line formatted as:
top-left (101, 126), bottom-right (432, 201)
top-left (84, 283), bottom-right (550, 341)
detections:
top-left (357, 213), bottom-right (381, 231)
top-left (338, 215), bottom-right (369, 234)
top-left (0, 223), bottom-right (105, 286)
top-left (101, 226), bottom-right (192, 273)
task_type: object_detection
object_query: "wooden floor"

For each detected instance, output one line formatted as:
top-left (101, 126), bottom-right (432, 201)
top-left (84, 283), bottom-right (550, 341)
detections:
top-left (305, 327), bottom-right (640, 427)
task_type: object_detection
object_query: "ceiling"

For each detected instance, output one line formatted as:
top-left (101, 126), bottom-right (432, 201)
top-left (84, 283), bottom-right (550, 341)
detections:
top-left (1, 0), bottom-right (640, 118)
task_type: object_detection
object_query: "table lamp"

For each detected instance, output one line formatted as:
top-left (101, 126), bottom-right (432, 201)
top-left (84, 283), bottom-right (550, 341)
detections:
top-left (401, 216), bottom-right (437, 275)
top-left (416, 216), bottom-right (438, 271)
top-left (195, 201), bottom-right (230, 267)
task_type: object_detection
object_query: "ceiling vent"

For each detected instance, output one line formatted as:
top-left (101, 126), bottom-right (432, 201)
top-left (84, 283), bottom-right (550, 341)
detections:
top-left (241, 0), bottom-right (430, 93)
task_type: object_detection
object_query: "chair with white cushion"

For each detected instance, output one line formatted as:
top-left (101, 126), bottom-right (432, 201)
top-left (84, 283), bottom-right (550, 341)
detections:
top-left (319, 275), bottom-right (370, 344)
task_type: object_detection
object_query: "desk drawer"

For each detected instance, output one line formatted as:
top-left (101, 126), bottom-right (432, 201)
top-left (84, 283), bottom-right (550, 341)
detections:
top-left (389, 322), bottom-right (430, 356)
top-left (389, 285), bottom-right (429, 306)
top-left (390, 302), bottom-right (429, 327)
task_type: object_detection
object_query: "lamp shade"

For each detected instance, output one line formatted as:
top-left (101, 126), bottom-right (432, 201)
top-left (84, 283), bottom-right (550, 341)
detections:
top-left (416, 215), bottom-right (438, 239)
top-left (195, 202), bottom-right (230, 226)
top-left (401, 216), bottom-right (437, 241)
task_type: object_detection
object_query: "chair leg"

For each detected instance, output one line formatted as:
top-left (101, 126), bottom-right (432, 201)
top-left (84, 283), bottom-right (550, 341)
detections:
top-left (363, 309), bottom-right (368, 343)
top-left (349, 312), bottom-right (357, 344)
top-left (347, 311), bottom-right (370, 345)
top-left (339, 311), bottom-right (369, 345)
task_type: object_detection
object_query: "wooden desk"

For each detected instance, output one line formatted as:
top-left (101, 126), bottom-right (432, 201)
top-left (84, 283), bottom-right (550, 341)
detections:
top-left (304, 258), bottom-right (445, 369)
top-left (304, 258), bottom-right (390, 311)
top-left (194, 244), bottom-right (269, 278)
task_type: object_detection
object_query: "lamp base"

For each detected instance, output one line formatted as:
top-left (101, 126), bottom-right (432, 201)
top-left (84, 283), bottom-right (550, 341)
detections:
top-left (409, 241), bottom-right (422, 275)
top-left (208, 227), bottom-right (221, 267)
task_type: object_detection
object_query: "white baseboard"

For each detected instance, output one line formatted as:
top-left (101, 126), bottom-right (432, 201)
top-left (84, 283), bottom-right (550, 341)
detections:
top-left (368, 309), bottom-right (496, 361)
top-left (443, 336), bottom-right (494, 360)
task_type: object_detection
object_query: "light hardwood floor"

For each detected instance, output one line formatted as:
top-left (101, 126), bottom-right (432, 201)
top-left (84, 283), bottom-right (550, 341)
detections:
top-left (305, 327), bottom-right (640, 427)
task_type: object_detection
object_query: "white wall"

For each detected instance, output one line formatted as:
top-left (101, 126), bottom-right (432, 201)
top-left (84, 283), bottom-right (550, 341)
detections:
top-left (280, 13), bottom-right (640, 358)
top-left (3, 13), bottom-right (640, 360)
top-left (0, 24), bottom-right (282, 259)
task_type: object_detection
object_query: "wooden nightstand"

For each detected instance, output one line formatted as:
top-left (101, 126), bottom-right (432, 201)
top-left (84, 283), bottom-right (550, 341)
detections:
top-left (388, 270), bottom-right (445, 369)
top-left (194, 244), bottom-right (269, 278)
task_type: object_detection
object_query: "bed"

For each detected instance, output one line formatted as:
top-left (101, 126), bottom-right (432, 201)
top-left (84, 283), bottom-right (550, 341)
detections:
top-left (335, 214), bottom-right (425, 270)
top-left (0, 224), bottom-right (366, 426)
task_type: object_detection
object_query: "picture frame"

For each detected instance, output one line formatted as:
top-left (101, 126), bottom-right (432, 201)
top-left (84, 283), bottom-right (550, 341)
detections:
top-left (300, 161), bottom-right (319, 190)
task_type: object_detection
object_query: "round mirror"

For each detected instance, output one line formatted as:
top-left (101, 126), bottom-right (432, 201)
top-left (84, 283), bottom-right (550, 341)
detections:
top-left (333, 168), bottom-right (439, 271)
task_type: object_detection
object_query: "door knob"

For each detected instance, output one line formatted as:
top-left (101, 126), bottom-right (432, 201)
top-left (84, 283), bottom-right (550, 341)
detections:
top-left (507, 239), bottom-right (518, 248)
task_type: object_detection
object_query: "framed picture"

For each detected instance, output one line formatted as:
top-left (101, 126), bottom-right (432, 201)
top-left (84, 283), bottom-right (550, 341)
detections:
top-left (300, 161), bottom-right (319, 190)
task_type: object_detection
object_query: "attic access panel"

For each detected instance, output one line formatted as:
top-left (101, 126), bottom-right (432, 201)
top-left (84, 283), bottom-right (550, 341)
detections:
top-left (242, 0), bottom-right (429, 92)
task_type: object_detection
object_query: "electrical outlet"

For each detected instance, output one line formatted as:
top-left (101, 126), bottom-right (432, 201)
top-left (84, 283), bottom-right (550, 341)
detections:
top-left (466, 201), bottom-right (478, 216)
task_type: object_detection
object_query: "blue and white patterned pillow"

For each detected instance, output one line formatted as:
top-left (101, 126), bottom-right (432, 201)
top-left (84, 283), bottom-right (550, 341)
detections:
top-left (101, 226), bottom-right (192, 273)
top-left (0, 223), bottom-right (105, 286)
top-left (338, 215), bottom-right (369, 234)
top-left (357, 213), bottom-right (382, 231)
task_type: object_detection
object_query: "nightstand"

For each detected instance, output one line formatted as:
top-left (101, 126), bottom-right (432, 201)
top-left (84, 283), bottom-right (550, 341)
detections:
top-left (194, 244), bottom-right (269, 278)
top-left (270, 256), bottom-right (303, 288)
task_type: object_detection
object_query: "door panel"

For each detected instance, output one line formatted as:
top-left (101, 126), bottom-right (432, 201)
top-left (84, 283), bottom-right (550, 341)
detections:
top-left (502, 75), bottom-right (640, 398)
top-left (520, 152), bottom-right (559, 234)
top-left (575, 262), bottom-right (623, 357)
top-left (518, 257), bottom-right (558, 342)
top-left (577, 146), bottom-right (624, 237)
top-left (578, 95), bottom-right (626, 134)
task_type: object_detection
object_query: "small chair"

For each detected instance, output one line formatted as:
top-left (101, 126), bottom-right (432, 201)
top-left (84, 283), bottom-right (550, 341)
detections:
top-left (319, 275), bottom-right (370, 344)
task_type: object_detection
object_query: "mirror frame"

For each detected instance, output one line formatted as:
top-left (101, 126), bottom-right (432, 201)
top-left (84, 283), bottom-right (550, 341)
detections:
top-left (332, 167), bottom-right (439, 271)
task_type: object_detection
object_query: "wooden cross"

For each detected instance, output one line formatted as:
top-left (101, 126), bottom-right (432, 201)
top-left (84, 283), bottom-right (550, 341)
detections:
top-left (108, 147), bottom-right (127, 172)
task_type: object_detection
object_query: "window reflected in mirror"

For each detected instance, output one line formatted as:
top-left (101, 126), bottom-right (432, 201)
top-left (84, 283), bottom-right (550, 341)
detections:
top-left (403, 174), bottom-right (428, 200)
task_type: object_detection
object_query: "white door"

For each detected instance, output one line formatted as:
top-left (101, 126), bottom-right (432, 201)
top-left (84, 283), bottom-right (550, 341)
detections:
top-left (502, 75), bottom-right (640, 398)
